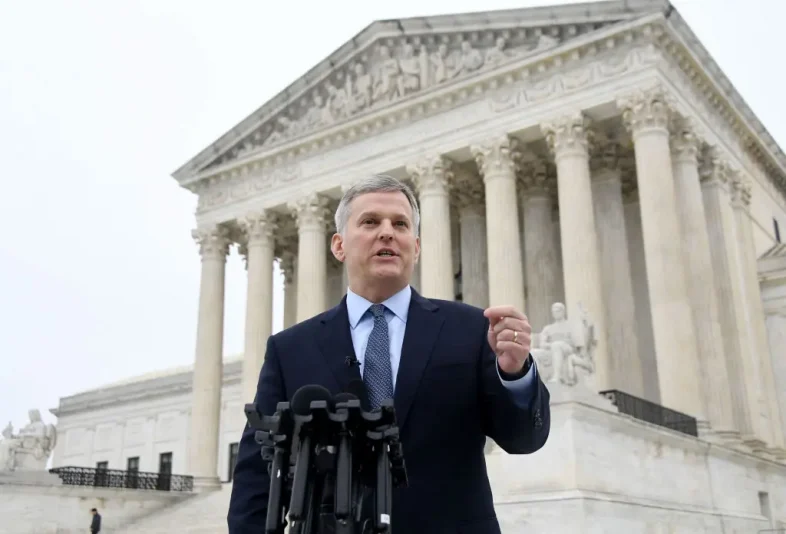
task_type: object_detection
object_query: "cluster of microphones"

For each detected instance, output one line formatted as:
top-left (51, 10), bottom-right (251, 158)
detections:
top-left (244, 379), bottom-right (408, 534)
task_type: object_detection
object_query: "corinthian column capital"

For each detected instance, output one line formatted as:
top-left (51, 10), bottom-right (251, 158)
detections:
top-left (617, 84), bottom-right (676, 136)
top-left (451, 165), bottom-right (484, 210)
top-left (519, 156), bottom-right (554, 197)
top-left (406, 155), bottom-right (454, 197)
top-left (541, 111), bottom-right (592, 159)
top-left (470, 134), bottom-right (521, 180)
top-left (670, 117), bottom-right (702, 165)
top-left (238, 211), bottom-right (277, 247)
top-left (289, 193), bottom-right (330, 232)
top-left (192, 226), bottom-right (231, 261)
top-left (589, 132), bottom-right (622, 173)
top-left (698, 146), bottom-right (732, 187)
top-left (730, 171), bottom-right (752, 207)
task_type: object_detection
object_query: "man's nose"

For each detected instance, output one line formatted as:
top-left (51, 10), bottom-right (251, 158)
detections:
top-left (378, 221), bottom-right (394, 240)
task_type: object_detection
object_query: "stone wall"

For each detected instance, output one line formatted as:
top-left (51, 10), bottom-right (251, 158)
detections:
top-left (486, 386), bottom-right (786, 533)
top-left (0, 481), bottom-right (192, 534)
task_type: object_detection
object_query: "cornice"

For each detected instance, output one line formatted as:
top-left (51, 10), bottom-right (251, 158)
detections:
top-left (52, 359), bottom-right (243, 417)
top-left (184, 6), bottom-right (786, 219)
top-left (190, 16), bottom-right (665, 217)
top-left (172, 1), bottom-right (665, 184)
top-left (658, 10), bottom-right (786, 196)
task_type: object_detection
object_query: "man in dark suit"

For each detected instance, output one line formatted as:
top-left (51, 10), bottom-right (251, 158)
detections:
top-left (228, 174), bottom-right (550, 534)
top-left (89, 508), bottom-right (101, 533)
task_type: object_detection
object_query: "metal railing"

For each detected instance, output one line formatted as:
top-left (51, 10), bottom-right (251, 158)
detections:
top-left (50, 466), bottom-right (193, 492)
top-left (600, 390), bottom-right (699, 438)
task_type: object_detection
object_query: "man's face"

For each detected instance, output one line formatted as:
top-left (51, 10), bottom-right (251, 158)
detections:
top-left (332, 191), bottom-right (420, 296)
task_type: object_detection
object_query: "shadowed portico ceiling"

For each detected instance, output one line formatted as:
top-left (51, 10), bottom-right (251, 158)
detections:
top-left (171, 0), bottom-right (786, 200)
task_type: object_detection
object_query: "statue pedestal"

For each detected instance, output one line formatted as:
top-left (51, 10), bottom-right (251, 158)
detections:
top-left (483, 387), bottom-right (786, 532)
top-left (0, 469), bottom-right (63, 487)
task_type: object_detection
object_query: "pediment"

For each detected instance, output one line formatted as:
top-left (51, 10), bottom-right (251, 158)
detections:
top-left (173, 1), bottom-right (669, 181)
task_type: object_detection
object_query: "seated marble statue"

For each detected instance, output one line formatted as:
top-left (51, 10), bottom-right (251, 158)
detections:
top-left (0, 409), bottom-right (57, 471)
top-left (530, 302), bottom-right (596, 386)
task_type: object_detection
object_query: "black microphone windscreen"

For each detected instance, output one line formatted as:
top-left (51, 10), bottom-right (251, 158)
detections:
top-left (333, 392), bottom-right (357, 404)
top-left (346, 379), bottom-right (366, 400)
top-left (290, 384), bottom-right (333, 415)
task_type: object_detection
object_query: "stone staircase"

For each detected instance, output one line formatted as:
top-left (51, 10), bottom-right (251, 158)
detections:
top-left (116, 483), bottom-right (232, 534)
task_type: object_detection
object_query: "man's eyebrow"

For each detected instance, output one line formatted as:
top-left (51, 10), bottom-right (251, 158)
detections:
top-left (356, 210), bottom-right (411, 221)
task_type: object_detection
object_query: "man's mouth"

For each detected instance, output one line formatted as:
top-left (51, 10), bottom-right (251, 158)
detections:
top-left (376, 249), bottom-right (397, 257)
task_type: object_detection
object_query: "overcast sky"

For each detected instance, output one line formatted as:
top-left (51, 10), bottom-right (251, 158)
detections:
top-left (0, 0), bottom-right (782, 432)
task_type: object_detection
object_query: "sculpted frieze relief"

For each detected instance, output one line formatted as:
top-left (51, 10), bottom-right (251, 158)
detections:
top-left (213, 29), bottom-right (569, 167)
top-left (196, 162), bottom-right (301, 214)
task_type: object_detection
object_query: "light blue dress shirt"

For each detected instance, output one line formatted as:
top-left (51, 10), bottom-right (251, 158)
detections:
top-left (345, 285), bottom-right (538, 399)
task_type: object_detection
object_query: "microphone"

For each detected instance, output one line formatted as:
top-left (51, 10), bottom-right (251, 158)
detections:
top-left (345, 355), bottom-right (360, 368)
top-left (244, 381), bottom-right (407, 534)
top-left (288, 385), bottom-right (333, 534)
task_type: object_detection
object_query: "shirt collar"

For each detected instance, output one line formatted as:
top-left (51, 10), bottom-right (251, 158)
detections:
top-left (346, 285), bottom-right (412, 329)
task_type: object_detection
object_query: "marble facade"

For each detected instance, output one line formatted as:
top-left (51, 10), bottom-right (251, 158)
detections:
top-left (168, 0), bottom-right (786, 487)
top-left (49, 0), bottom-right (786, 529)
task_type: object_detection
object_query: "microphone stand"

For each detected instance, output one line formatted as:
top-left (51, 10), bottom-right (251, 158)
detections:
top-left (245, 395), bottom-right (408, 534)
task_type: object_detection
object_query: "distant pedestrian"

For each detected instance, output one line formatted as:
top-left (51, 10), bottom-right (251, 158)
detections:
top-left (89, 508), bottom-right (101, 533)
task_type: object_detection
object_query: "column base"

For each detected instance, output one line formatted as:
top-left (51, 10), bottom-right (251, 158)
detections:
top-left (768, 447), bottom-right (786, 464)
top-left (705, 429), bottom-right (742, 448)
top-left (191, 476), bottom-right (222, 492)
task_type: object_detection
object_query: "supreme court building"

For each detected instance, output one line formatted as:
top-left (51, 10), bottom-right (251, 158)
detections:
top-left (50, 0), bottom-right (786, 530)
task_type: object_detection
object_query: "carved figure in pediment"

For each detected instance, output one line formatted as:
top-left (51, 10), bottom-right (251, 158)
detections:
top-left (428, 43), bottom-right (454, 85)
top-left (453, 41), bottom-right (484, 77)
top-left (483, 37), bottom-right (510, 68)
top-left (397, 43), bottom-right (421, 96)
top-left (530, 303), bottom-right (596, 387)
top-left (326, 82), bottom-right (351, 120)
top-left (350, 62), bottom-right (373, 112)
top-left (534, 34), bottom-right (559, 51)
top-left (246, 28), bottom-right (569, 155)
top-left (372, 45), bottom-right (402, 102)
top-left (299, 93), bottom-right (332, 129)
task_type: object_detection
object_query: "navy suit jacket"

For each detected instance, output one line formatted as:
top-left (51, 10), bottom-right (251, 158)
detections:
top-left (228, 289), bottom-right (551, 534)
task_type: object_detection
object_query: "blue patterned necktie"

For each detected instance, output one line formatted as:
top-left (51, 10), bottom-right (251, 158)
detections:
top-left (363, 304), bottom-right (394, 410)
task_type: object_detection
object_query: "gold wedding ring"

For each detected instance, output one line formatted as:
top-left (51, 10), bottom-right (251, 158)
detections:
top-left (513, 330), bottom-right (518, 344)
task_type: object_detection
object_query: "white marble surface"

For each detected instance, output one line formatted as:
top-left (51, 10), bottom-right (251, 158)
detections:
top-left (0, 476), bottom-right (190, 534)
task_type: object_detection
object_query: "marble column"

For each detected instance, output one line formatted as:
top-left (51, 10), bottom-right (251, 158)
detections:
top-left (730, 174), bottom-right (786, 450)
top-left (671, 123), bottom-right (736, 437)
top-left (520, 157), bottom-right (562, 333)
top-left (540, 113), bottom-right (609, 391)
top-left (238, 212), bottom-right (276, 405)
top-left (471, 135), bottom-right (526, 312)
top-left (407, 155), bottom-right (455, 300)
top-left (589, 140), bottom-right (644, 398)
top-left (622, 182), bottom-right (660, 404)
top-left (188, 225), bottom-right (230, 487)
top-left (453, 166), bottom-right (488, 309)
top-left (280, 251), bottom-right (298, 329)
top-left (290, 193), bottom-right (329, 322)
top-left (618, 87), bottom-right (704, 420)
top-left (699, 153), bottom-right (758, 442)
top-left (760, 250), bottom-right (786, 450)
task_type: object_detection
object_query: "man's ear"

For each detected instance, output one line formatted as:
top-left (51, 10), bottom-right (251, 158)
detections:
top-left (331, 233), bottom-right (345, 262)
top-left (413, 236), bottom-right (421, 264)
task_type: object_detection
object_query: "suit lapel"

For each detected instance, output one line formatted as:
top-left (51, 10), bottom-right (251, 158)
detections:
top-left (394, 289), bottom-right (444, 432)
top-left (317, 296), bottom-right (363, 393)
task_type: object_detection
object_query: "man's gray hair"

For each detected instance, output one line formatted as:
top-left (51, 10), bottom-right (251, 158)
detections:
top-left (334, 174), bottom-right (420, 236)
